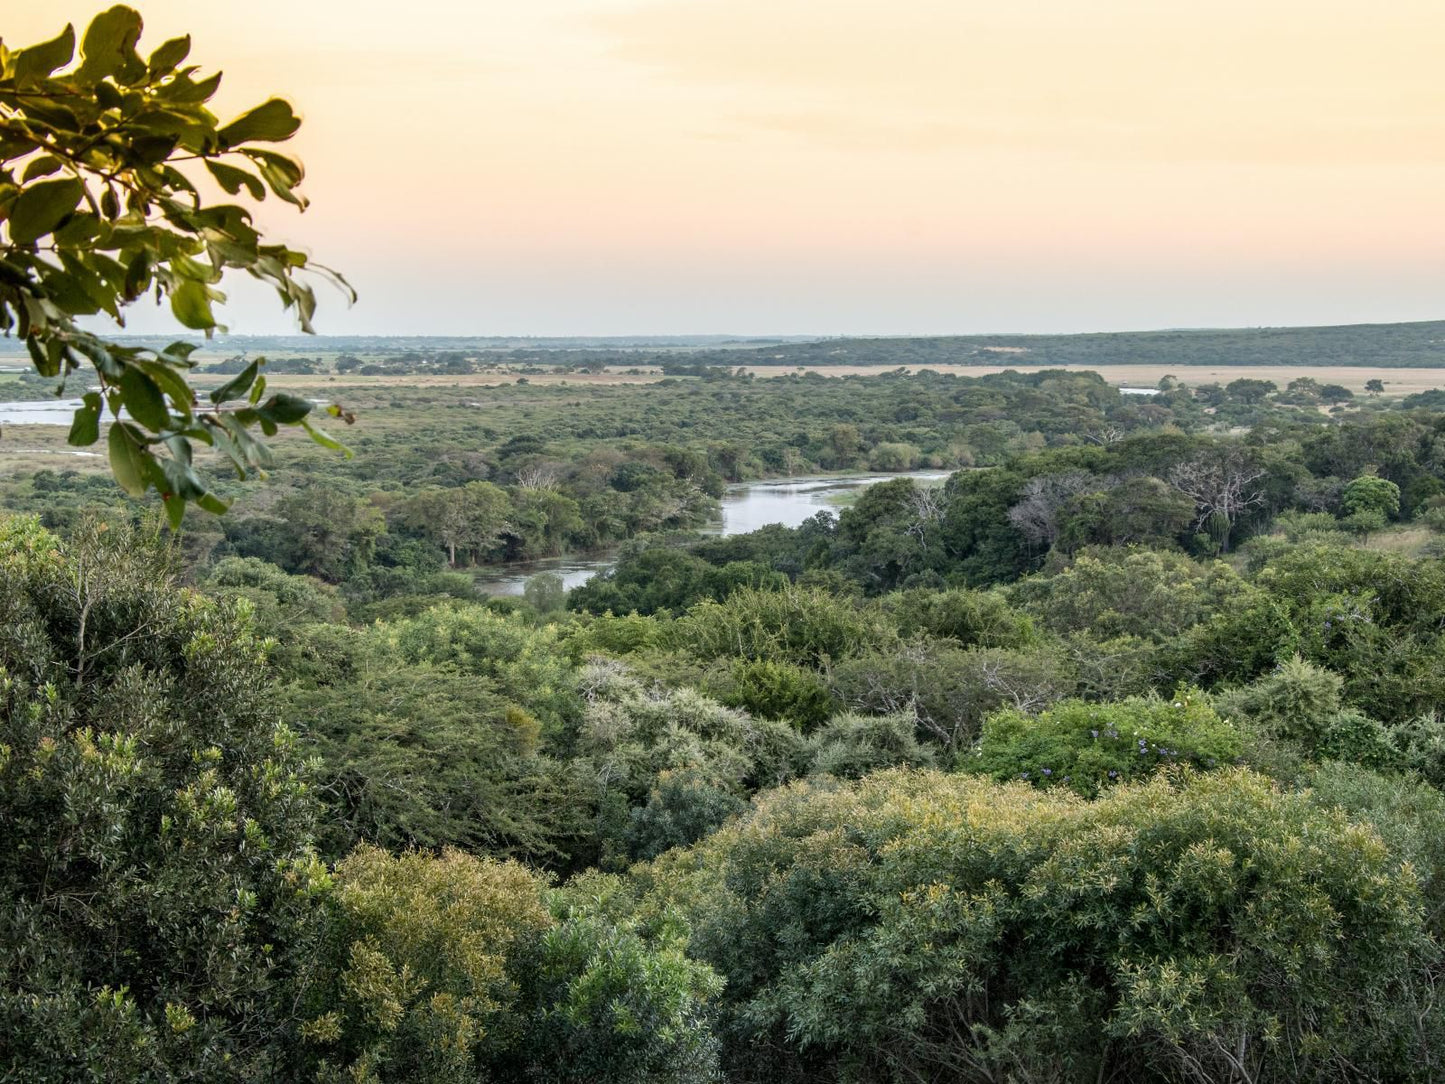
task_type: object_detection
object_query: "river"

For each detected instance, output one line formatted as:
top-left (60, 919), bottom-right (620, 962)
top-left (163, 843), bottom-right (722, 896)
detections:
top-left (0, 398), bottom-right (949, 598)
top-left (474, 470), bottom-right (950, 597)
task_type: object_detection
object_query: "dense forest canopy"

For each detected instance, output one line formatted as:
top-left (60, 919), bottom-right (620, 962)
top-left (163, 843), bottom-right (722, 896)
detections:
top-left (7, 360), bottom-right (1445, 1079)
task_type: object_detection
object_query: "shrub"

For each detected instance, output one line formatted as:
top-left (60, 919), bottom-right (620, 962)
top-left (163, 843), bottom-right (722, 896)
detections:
top-left (702, 658), bottom-right (837, 732)
top-left (807, 712), bottom-right (936, 779)
top-left (501, 874), bottom-right (722, 1083)
top-left (306, 847), bottom-right (551, 1084)
top-left (0, 518), bottom-right (327, 1082)
top-left (968, 689), bottom-right (1241, 796)
top-left (643, 769), bottom-right (1436, 1083)
top-left (671, 585), bottom-right (898, 667)
top-left (831, 642), bottom-right (1074, 754)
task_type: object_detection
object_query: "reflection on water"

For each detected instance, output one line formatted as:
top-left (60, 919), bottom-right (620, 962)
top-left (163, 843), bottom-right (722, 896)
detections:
top-left (475, 470), bottom-right (951, 597)
top-left (0, 399), bottom-right (87, 425)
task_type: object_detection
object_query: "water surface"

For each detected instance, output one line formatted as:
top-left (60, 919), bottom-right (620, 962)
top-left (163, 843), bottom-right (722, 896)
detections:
top-left (476, 470), bottom-right (949, 597)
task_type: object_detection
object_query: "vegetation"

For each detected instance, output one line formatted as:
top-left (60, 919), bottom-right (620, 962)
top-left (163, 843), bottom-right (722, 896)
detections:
top-left (1, 7), bottom-right (354, 522)
top-left (8, 11), bottom-right (1445, 1083)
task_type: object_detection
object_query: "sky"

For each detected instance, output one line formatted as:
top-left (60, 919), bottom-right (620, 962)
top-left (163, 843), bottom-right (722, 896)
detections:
top-left (5, 0), bottom-right (1445, 336)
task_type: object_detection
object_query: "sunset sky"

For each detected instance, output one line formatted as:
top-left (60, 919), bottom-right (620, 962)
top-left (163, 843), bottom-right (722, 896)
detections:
top-left (7, 0), bottom-right (1445, 335)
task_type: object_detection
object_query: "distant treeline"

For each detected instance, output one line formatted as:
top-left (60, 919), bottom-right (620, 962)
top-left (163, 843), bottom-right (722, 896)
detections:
top-left (8, 321), bottom-right (1445, 370)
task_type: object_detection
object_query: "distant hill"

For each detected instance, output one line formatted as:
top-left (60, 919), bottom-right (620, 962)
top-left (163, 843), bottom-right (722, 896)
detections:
top-left (691, 320), bottom-right (1445, 369)
top-left (4, 321), bottom-right (1442, 367)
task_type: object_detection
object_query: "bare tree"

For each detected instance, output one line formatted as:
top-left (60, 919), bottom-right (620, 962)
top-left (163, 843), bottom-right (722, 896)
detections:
top-left (1166, 447), bottom-right (1266, 553)
top-left (1006, 471), bottom-right (1096, 550)
top-left (905, 483), bottom-right (946, 550)
top-left (514, 463), bottom-right (560, 490)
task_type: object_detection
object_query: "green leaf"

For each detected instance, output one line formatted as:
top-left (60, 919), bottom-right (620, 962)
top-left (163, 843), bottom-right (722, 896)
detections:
top-left (75, 6), bottom-right (145, 86)
top-left (210, 360), bottom-right (259, 404)
top-left (123, 251), bottom-right (151, 300)
top-left (164, 494), bottom-right (186, 530)
top-left (25, 335), bottom-right (58, 379)
top-left (204, 160), bottom-right (265, 201)
top-left (20, 157), bottom-right (64, 183)
top-left (14, 24), bottom-right (76, 83)
top-left (8, 178), bottom-right (85, 244)
top-left (218, 98), bottom-right (301, 147)
top-left (119, 366), bottom-right (170, 431)
top-left (259, 391), bottom-right (312, 425)
top-left (107, 421), bottom-right (149, 497)
top-left (302, 418), bottom-right (353, 457)
top-left (196, 492), bottom-right (231, 515)
top-left (148, 34), bottom-right (191, 75)
top-left (252, 155), bottom-right (307, 208)
top-left (137, 359), bottom-right (195, 412)
top-left (169, 279), bottom-right (215, 330)
top-left (160, 341), bottom-right (201, 364)
top-left (68, 392), bottom-right (104, 447)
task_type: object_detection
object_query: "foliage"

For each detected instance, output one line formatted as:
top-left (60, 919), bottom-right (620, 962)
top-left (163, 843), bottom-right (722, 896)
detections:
top-left (279, 622), bottom-right (586, 864)
top-left (499, 873), bottom-right (723, 1084)
top-left (1343, 474), bottom-right (1402, 519)
top-left (642, 768), bottom-right (1437, 1083)
top-left (573, 663), bottom-right (804, 867)
top-left (968, 689), bottom-right (1242, 796)
top-left (305, 845), bottom-right (551, 1084)
top-left (806, 711), bottom-right (935, 778)
top-left (830, 641), bottom-right (1074, 754)
top-left (0, 8), bottom-right (353, 520)
top-left (0, 517), bottom-right (327, 1081)
top-left (1008, 547), bottom-right (1246, 642)
top-left (377, 603), bottom-right (582, 735)
top-left (700, 657), bottom-right (837, 732)
top-left (670, 585), bottom-right (898, 667)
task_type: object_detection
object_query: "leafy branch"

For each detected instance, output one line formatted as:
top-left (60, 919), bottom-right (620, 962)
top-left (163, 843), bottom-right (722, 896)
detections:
top-left (0, 5), bottom-right (355, 524)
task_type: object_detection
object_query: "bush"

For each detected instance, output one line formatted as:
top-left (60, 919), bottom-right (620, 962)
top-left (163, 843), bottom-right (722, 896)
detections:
top-left (501, 874), bottom-right (722, 1083)
top-left (0, 518), bottom-right (327, 1082)
top-left (702, 658), bottom-right (837, 732)
top-left (671, 585), bottom-right (898, 667)
top-left (807, 711), bottom-right (936, 778)
top-left (831, 642), bottom-right (1074, 754)
top-left (880, 586), bottom-right (1037, 648)
top-left (625, 770), bottom-right (748, 861)
top-left (305, 846), bottom-right (552, 1084)
top-left (968, 689), bottom-right (1241, 796)
top-left (643, 768), bottom-right (1437, 1083)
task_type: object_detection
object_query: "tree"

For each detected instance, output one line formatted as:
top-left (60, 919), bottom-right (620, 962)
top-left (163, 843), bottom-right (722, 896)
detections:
top-left (1342, 474), bottom-right (1401, 520)
top-left (1365, 378), bottom-right (1386, 396)
top-left (1, 9), bottom-right (353, 523)
top-left (0, 517), bottom-right (327, 1080)
top-left (1225, 377), bottom-right (1276, 405)
top-left (648, 768), bottom-right (1436, 1083)
top-left (1166, 445), bottom-right (1265, 552)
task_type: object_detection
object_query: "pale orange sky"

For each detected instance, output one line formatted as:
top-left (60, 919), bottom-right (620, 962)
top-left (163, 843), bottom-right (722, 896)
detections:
top-left (5, 0), bottom-right (1444, 335)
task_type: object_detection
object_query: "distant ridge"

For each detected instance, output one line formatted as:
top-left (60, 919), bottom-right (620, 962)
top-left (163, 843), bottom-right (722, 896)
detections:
top-left (5, 320), bottom-right (1443, 367)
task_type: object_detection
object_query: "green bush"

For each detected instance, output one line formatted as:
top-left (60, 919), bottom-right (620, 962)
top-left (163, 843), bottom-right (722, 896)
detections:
top-left (642, 768), bottom-right (1437, 1083)
top-left (671, 585), bottom-right (898, 667)
top-left (807, 711), bottom-right (936, 779)
top-left (305, 846), bottom-right (552, 1084)
top-left (968, 689), bottom-right (1241, 796)
top-left (501, 874), bottom-right (722, 1084)
top-left (702, 658), bottom-right (837, 732)
top-left (0, 518), bottom-right (328, 1082)
top-left (830, 642), bottom-right (1074, 754)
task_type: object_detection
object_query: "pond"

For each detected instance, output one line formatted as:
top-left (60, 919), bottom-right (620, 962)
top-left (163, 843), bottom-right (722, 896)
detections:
top-left (474, 470), bottom-right (950, 597)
